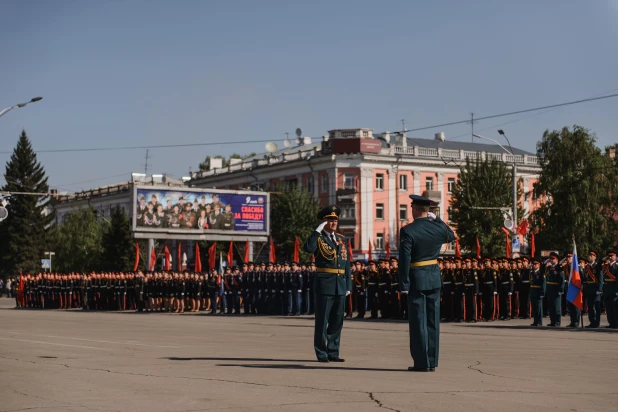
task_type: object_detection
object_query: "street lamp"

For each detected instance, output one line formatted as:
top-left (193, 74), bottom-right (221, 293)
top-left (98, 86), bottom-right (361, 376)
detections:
top-left (0, 97), bottom-right (43, 118)
top-left (473, 131), bottom-right (518, 252)
top-left (44, 251), bottom-right (55, 273)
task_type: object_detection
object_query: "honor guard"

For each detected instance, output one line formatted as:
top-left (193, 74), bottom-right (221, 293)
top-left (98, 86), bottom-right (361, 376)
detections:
top-left (529, 258), bottom-right (546, 326)
top-left (582, 251), bottom-right (603, 328)
top-left (545, 252), bottom-right (565, 327)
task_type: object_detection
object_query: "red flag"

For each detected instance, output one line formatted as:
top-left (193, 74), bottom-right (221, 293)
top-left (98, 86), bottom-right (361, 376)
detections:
top-left (149, 247), bottom-right (156, 271)
top-left (133, 242), bottom-right (140, 271)
top-left (195, 242), bottom-right (202, 272)
top-left (269, 237), bottom-right (276, 262)
top-left (530, 232), bottom-right (536, 257)
top-left (293, 237), bottom-right (300, 262)
top-left (177, 242), bottom-right (182, 271)
top-left (517, 220), bottom-right (529, 236)
top-left (164, 246), bottom-right (171, 271)
top-left (368, 239), bottom-right (373, 261)
top-left (347, 238), bottom-right (353, 261)
top-left (385, 240), bottom-right (391, 260)
top-left (501, 227), bottom-right (512, 258)
top-left (455, 238), bottom-right (461, 258)
top-left (228, 241), bottom-right (234, 267)
top-left (244, 239), bottom-right (250, 263)
top-left (208, 242), bottom-right (217, 270)
top-left (475, 236), bottom-right (481, 259)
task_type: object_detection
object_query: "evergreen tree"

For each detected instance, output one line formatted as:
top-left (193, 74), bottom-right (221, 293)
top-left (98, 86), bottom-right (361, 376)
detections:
top-left (101, 205), bottom-right (134, 270)
top-left (449, 158), bottom-right (524, 258)
top-left (270, 185), bottom-right (321, 262)
top-left (532, 125), bottom-right (617, 254)
top-left (54, 207), bottom-right (108, 272)
top-left (0, 130), bottom-right (55, 276)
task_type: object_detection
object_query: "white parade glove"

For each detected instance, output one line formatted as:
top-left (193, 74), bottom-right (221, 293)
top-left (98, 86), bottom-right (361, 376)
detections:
top-left (427, 212), bottom-right (436, 220)
top-left (297, 290), bottom-right (302, 293)
top-left (346, 291), bottom-right (351, 296)
top-left (508, 292), bottom-right (512, 296)
top-left (494, 292), bottom-right (497, 295)
top-left (316, 221), bottom-right (327, 233)
top-left (375, 293), bottom-right (378, 297)
top-left (558, 292), bottom-right (563, 296)
top-left (462, 293), bottom-right (465, 296)
top-left (596, 291), bottom-right (601, 295)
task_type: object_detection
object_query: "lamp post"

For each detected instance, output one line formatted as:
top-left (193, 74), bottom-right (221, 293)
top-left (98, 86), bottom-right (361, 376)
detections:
top-left (0, 97), bottom-right (43, 118)
top-left (472, 131), bottom-right (518, 251)
top-left (45, 251), bottom-right (55, 273)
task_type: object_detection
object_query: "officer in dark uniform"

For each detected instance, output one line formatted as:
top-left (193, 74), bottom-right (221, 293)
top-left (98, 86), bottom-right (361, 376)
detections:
top-left (479, 257), bottom-right (497, 321)
top-left (498, 260), bottom-right (514, 320)
top-left (398, 195), bottom-right (455, 372)
top-left (441, 259), bottom-right (455, 322)
top-left (366, 260), bottom-right (380, 319)
top-left (353, 261), bottom-right (367, 319)
top-left (518, 257), bottom-right (532, 319)
top-left (307, 262), bottom-right (316, 315)
top-left (582, 251), bottom-right (603, 328)
top-left (529, 258), bottom-right (545, 326)
top-left (303, 205), bottom-right (352, 363)
top-left (389, 257), bottom-right (401, 319)
top-left (601, 250), bottom-right (618, 328)
top-left (545, 252), bottom-right (565, 327)
top-left (462, 257), bottom-right (479, 322)
top-left (378, 259), bottom-right (391, 319)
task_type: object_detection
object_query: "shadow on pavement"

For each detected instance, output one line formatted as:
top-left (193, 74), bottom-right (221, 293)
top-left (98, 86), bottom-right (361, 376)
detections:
top-left (163, 356), bottom-right (316, 362)
top-left (216, 363), bottom-right (409, 373)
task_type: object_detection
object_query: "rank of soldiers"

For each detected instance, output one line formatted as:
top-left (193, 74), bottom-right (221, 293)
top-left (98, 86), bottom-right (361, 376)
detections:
top-left (12, 250), bottom-right (618, 329)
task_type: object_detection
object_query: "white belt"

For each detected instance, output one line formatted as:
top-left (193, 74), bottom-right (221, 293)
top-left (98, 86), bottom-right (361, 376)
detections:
top-left (378, 283), bottom-right (387, 286)
top-left (455, 282), bottom-right (463, 285)
top-left (522, 281), bottom-right (530, 283)
top-left (484, 281), bottom-right (493, 284)
top-left (465, 284), bottom-right (475, 287)
top-left (442, 282), bottom-right (451, 285)
top-left (501, 282), bottom-right (510, 284)
top-left (368, 283), bottom-right (376, 285)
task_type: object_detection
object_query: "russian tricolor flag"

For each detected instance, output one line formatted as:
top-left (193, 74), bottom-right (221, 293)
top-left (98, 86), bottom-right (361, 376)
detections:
top-left (566, 240), bottom-right (583, 310)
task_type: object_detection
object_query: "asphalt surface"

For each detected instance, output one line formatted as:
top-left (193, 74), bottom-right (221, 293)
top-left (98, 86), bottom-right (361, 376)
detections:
top-left (1, 298), bottom-right (616, 412)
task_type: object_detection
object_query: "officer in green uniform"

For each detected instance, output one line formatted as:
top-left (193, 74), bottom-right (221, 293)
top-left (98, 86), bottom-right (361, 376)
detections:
top-left (398, 195), bottom-right (455, 372)
top-left (529, 258), bottom-right (545, 326)
top-left (303, 205), bottom-right (352, 363)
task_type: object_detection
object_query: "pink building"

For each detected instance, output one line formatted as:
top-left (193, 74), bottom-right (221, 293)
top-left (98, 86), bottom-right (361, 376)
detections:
top-left (190, 128), bottom-right (542, 258)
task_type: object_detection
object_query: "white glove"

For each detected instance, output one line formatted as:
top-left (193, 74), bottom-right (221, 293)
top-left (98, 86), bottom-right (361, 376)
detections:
top-left (427, 212), bottom-right (436, 220)
top-left (375, 293), bottom-right (378, 297)
top-left (297, 290), bottom-right (302, 293)
top-left (494, 292), bottom-right (497, 295)
top-left (401, 291), bottom-right (408, 295)
top-left (596, 291), bottom-right (601, 295)
top-left (346, 291), bottom-right (351, 296)
top-left (316, 221), bottom-right (327, 233)
top-left (508, 292), bottom-right (512, 296)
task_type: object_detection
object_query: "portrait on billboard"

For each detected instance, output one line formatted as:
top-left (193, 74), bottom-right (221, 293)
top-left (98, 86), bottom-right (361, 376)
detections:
top-left (133, 187), bottom-right (267, 234)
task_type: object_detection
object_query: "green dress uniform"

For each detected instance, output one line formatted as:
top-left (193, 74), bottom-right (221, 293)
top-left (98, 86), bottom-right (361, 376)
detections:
top-left (398, 195), bottom-right (455, 371)
top-left (582, 256), bottom-right (603, 327)
top-left (529, 260), bottom-right (546, 326)
top-left (303, 205), bottom-right (352, 362)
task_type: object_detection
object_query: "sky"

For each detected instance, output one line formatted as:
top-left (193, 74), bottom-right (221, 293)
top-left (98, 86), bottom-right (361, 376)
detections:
top-left (1, 0), bottom-right (617, 193)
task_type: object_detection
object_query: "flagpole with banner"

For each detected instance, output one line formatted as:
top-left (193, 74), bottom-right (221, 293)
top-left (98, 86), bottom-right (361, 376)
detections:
top-left (566, 237), bottom-right (584, 328)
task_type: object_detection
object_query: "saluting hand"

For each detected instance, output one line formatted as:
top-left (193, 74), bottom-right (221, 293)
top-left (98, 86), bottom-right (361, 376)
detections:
top-left (427, 212), bottom-right (436, 221)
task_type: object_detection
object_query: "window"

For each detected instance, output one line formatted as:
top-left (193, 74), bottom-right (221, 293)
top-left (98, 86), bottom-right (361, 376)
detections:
top-left (399, 174), bottom-right (407, 190)
top-left (399, 204), bottom-right (408, 220)
top-left (341, 206), bottom-right (355, 219)
top-left (321, 174), bottom-right (328, 192)
top-left (285, 179), bottom-right (298, 189)
top-left (376, 233), bottom-right (384, 250)
top-left (344, 174), bottom-right (355, 189)
top-left (362, 130), bottom-right (369, 138)
top-left (342, 130), bottom-right (356, 138)
top-left (376, 203), bottom-right (384, 219)
top-left (425, 176), bottom-right (434, 191)
top-left (307, 176), bottom-right (314, 193)
top-left (447, 177), bottom-right (456, 193)
top-left (376, 174), bottom-right (384, 190)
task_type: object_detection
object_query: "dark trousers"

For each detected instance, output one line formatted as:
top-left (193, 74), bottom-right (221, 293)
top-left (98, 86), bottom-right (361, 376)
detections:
top-left (390, 290), bottom-right (401, 318)
top-left (464, 289), bottom-right (476, 321)
top-left (244, 291), bottom-right (252, 314)
top-left (603, 291), bottom-right (617, 327)
top-left (548, 293), bottom-right (561, 325)
top-left (586, 294), bottom-right (601, 326)
top-left (304, 289), bottom-right (311, 314)
top-left (568, 302), bottom-right (581, 326)
top-left (354, 290), bottom-right (366, 317)
top-left (519, 286), bottom-right (531, 318)
top-left (368, 288), bottom-right (379, 318)
top-left (482, 289), bottom-right (495, 320)
top-left (531, 298), bottom-right (543, 325)
top-left (314, 293), bottom-right (345, 360)
top-left (441, 290), bottom-right (454, 320)
top-left (510, 292), bottom-right (519, 319)
top-left (287, 291), bottom-right (301, 315)
top-left (379, 289), bottom-right (390, 318)
top-left (499, 290), bottom-right (511, 319)
top-left (408, 288), bottom-right (440, 369)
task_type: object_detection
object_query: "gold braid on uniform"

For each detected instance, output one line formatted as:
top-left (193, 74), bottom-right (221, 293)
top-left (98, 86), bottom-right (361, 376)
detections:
top-left (317, 237), bottom-right (337, 261)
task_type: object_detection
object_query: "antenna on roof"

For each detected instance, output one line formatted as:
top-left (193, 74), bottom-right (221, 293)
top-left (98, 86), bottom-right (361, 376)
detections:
top-left (283, 132), bottom-right (292, 148)
top-left (265, 142), bottom-right (279, 152)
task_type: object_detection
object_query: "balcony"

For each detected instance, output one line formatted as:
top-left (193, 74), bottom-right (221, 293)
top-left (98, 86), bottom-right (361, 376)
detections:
top-left (336, 188), bottom-right (357, 202)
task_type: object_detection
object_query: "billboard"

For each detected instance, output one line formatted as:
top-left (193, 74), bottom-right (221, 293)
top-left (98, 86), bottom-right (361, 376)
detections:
top-left (132, 186), bottom-right (269, 237)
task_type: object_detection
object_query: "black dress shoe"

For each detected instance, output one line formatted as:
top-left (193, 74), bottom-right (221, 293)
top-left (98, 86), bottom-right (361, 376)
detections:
top-left (530, 323), bottom-right (539, 326)
top-left (328, 357), bottom-right (345, 362)
top-left (408, 367), bottom-right (435, 372)
top-left (317, 358), bottom-right (329, 363)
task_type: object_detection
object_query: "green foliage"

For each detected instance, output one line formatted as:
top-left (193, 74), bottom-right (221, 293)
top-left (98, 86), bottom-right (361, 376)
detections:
top-left (449, 158), bottom-right (524, 258)
top-left (101, 206), bottom-right (134, 271)
top-left (0, 130), bottom-right (55, 276)
top-left (54, 207), bottom-right (108, 272)
top-left (532, 125), bottom-right (618, 254)
top-left (270, 185), bottom-right (321, 262)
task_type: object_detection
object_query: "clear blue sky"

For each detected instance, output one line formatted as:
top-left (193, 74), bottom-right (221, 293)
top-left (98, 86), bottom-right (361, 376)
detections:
top-left (1, 0), bottom-right (617, 192)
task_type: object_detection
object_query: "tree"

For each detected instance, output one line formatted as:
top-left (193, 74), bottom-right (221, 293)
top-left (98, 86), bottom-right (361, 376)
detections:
top-left (270, 185), bottom-right (321, 262)
top-left (54, 207), bottom-right (108, 272)
top-left (449, 158), bottom-right (524, 258)
top-left (531, 125), bottom-right (617, 254)
top-left (101, 206), bottom-right (134, 271)
top-left (0, 130), bottom-right (55, 277)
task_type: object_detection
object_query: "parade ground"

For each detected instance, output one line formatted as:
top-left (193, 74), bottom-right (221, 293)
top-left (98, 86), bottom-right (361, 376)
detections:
top-left (0, 299), bottom-right (616, 412)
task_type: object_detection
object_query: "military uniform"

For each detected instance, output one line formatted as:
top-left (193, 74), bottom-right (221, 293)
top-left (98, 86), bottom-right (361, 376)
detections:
top-left (601, 251), bottom-right (618, 328)
top-left (353, 264), bottom-right (367, 318)
top-left (303, 205), bottom-right (352, 362)
top-left (480, 259), bottom-right (497, 321)
top-left (398, 195), bottom-right (455, 371)
top-left (545, 253), bottom-right (565, 327)
top-left (529, 259), bottom-right (546, 326)
top-left (582, 253), bottom-right (603, 327)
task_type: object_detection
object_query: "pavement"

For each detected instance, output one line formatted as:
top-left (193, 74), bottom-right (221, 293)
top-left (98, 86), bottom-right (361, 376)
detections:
top-left (0, 298), bottom-right (616, 412)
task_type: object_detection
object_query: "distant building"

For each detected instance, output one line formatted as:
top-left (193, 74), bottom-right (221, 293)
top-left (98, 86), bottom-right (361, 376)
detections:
top-left (189, 128), bottom-right (543, 257)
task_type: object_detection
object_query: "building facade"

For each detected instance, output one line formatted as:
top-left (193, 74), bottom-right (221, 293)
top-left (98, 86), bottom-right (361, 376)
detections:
top-left (189, 128), bottom-right (543, 258)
